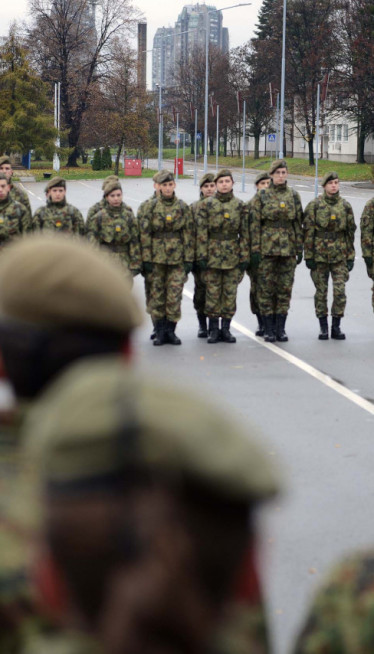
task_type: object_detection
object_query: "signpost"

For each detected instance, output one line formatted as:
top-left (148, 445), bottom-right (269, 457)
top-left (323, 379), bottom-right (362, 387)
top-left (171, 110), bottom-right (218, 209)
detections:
top-left (268, 132), bottom-right (276, 159)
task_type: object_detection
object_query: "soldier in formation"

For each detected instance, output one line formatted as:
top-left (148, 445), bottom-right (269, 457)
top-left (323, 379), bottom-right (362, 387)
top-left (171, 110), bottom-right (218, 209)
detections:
top-left (196, 168), bottom-right (249, 344)
top-left (32, 176), bottom-right (85, 235)
top-left (303, 171), bottom-right (356, 340)
top-left (0, 172), bottom-right (30, 249)
top-left (0, 155), bottom-right (32, 228)
top-left (250, 160), bottom-right (304, 343)
top-left (190, 172), bottom-right (216, 338)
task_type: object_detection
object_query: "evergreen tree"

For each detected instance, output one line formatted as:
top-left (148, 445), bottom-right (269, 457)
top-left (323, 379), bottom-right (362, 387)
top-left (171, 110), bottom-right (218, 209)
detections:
top-left (101, 145), bottom-right (112, 170)
top-left (92, 148), bottom-right (102, 170)
top-left (254, 0), bottom-right (280, 40)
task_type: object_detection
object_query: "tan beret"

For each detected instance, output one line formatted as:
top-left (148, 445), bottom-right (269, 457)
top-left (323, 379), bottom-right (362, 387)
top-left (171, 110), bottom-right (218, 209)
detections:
top-left (103, 180), bottom-right (122, 196)
top-left (0, 235), bottom-right (142, 334)
top-left (255, 171), bottom-right (271, 185)
top-left (158, 170), bottom-right (174, 184)
top-left (269, 159), bottom-right (288, 175)
top-left (45, 176), bottom-right (66, 192)
top-left (322, 171), bottom-right (339, 187)
top-left (214, 168), bottom-right (233, 183)
top-left (101, 175), bottom-right (119, 191)
top-left (199, 173), bottom-right (215, 187)
top-left (0, 156), bottom-right (11, 167)
top-left (21, 357), bottom-right (281, 502)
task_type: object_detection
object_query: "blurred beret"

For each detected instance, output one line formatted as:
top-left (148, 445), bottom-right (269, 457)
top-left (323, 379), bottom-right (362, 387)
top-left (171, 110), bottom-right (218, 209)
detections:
top-left (255, 171), bottom-right (271, 185)
top-left (158, 170), bottom-right (174, 184)
top-left (45, 176), bottom-right (66, 192)
top-left (0, 156), bottom-right (11, 167)
top-left (0, 234), bottom-right (142, 334)
top-left (322, 171), bottom-right (339, 187)
top-left (101, 175), bottom-right (119, 191)
top-left (214, 168), bottom-right (233, 182)
top-left (21, 358), bottom-right (281, 503)
top-left (269, 159), bottom-right (288, 175)
top-left (199, 173), bottom-right (215, 187)
top-left (0, 173), bottom-right (8, 182)
top-left (103, 180), bottom-right (122, 196)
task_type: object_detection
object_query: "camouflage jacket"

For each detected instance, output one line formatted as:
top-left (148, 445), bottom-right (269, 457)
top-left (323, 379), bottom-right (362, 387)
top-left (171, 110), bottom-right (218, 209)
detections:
top-left (304, 192), bottom-right (356, 263)
top-left (139, 193), bottom-right (194, 265)
top-left (0, 197), bottom-right (30, 248)
top-left (360, 197), bottom-right (374, 260)
top-left (250, 182), bottom-right (303, 258)
top-left (294, 551), bottom-right (374, 654)
top-left (86, 202), bottom-right (142, 274)
top-left (10, 184), bottom-right (32, 231)
top-left (136, 192), bottom-right (157, 225)
top-left (32, 200), bottom-right (85, 235)
top-left (196, 191), bottom-right (249, 269)
top-left (86, 198), bottom-right (107, 228)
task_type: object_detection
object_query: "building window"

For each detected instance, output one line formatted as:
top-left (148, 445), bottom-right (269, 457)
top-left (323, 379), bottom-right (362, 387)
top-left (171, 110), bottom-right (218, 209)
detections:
top-left (329, 124), bottom-right (348, 142)
top-left (329, 125), bottom-right (335, 142)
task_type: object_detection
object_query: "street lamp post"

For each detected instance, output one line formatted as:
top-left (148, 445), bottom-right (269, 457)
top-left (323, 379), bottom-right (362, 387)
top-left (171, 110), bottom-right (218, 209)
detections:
top-left (279, 0), bottom-right (287, 159)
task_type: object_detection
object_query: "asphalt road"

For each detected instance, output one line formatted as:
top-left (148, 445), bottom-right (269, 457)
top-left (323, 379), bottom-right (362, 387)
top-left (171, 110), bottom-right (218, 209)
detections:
top-left (20, 173), bottom-right (374, 654)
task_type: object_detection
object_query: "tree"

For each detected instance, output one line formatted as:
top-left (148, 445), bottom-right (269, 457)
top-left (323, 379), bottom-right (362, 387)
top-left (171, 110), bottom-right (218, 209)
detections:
top-left (0, 24), bottom-right (56, 156)
top-left (92, 147), bottom-right (101, 170)
top-left (28, 0), bottom-right (140, 166)
top-left (101, 145), bottom-right (112, 169)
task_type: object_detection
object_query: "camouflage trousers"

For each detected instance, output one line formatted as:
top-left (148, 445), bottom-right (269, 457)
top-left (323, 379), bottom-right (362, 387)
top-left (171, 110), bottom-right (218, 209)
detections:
top-left (311, 261), bottom-right (349, 317)
top-left (247, 268), bottom-right (277, 316)
top-left (257, 256), bottom-right (297, 315)
top-left (150, 263), bottom-right (187, 323)
top-left (193, 269), bottom-right (206, 314)
top-left (143, 272), bottom-right (152, 315)
top-left (204, 267), bottom-right (244, 319)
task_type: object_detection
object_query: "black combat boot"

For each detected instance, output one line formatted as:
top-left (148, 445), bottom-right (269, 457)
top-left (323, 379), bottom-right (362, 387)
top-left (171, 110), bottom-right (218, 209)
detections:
top-left (150, 319), bottom-right (156, 340)
top-left (221, 318), bottom-right (236, 343)
top-left (276, 314), bottom-right (288, 342)
top-left (197, 313), bottom-right (208, 338)
top-left (318, 316), bottom-right (329, 340)
top-left (207, 318), bottom-right (220, 344)
top-left (331, 316), bottom-right (345, 340)
top-left (165, 320), bottom-right (182, 345)
top-left (153, 319), bottom-right (167, 346)
top-left (263, 315), bottom-right (276, 342)
top-left (255, 314), bottom-right (265, 337)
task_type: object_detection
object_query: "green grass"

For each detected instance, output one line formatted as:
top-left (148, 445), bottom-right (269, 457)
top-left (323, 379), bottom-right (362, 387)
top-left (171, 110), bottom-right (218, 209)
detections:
top-left (16, 162), bottom-right (158, 182)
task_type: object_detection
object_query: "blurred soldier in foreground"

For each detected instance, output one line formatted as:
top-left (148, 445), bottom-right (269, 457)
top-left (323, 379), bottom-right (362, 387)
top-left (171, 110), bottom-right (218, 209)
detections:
top-left (304, 172), bottom-right (356, 340)
top-left (18, 357), bottom-right (280, 654)
top-left (0, 234), bottom-right (142, 651)
top-left (247, 172), bottom-right (271, 336)
top-left (32, 176), bottom-right (85, 235)
top-left (196, 169), bottom-right (249, 344)
top-left (0, 155), bottom-right (32, 228)
top-left (250, 160), bottom-right (303, 342)
top-left (190, 173), bottom-right (216, 338)
top-left (0, 172), bottom-right (30, 249)
top-left (360, 192), bottom-right (374, 315)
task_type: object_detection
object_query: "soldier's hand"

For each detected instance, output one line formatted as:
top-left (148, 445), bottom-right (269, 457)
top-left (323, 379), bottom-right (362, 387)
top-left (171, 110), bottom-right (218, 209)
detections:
top-left (197, 259), bottom-right (208, 270)
top-left (364, 256), bottom-right (373, 277)
top-left (250, 253), bottom-right (261, 269)
top-left (347, 260), bottom-right (354, 272)
top-left (184, 262), bottom-right (193, 274)
top-left (296, 253), bottom-right (303, 265)
top-left (143, 262), bottom-right (153, 274)
top-left (238, 261), bottom-right (249, 272)
top-left (305, 259), bottom-right (316, 270)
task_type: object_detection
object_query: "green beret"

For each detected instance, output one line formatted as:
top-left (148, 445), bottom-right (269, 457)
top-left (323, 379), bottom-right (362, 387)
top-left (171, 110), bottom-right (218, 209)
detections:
top-left (269, 159), bottom-right (288, 175)
top-left (103, 180), bottom-right (122, 196)
top-left (101, 175), bottom-right (119, 191)
top-left (199, 173), bottom-right (215, 188)
top-left (157, 170), bottom-right (174, 184)
top-left (45, 176), bottom-right (66, 192)
top-left (0, 235), bottom-right (142, 334)
top-left (0, 156), bottom-right (11, 167)
top-left (255, 172), bottom-right (271, 185)
top-left (214, 168), bottom-right (233, 183)
top-left (322, 171), bottom-right (339, 187)
top-left (21, 358), bottom-right (281, 504)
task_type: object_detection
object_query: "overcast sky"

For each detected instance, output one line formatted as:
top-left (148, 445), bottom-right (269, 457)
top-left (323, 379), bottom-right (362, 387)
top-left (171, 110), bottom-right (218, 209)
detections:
top-left (1, 0), bottom-right (263, 87)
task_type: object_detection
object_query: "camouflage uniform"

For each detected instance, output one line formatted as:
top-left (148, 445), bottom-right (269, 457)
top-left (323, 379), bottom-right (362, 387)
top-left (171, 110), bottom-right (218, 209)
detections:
top-left (294, 552), bottom-right (374, 654)
top-left (191, 197), bottom-right (207, 317)
top-left (304, 192), bottom-right (356, 318)
top-left (32, 199), bottom-right (85, 235)
top-left (360, 197), bottom-right (374, 310)
top-left (137, 192), bottom-right (157, 313)
top-left (9, 184), bottom-right (32, 231)
top-left (86, 202), bottom-right (142, 275)
top-left (250, 180), bottom-right (303, 339)
top-left (139, 193), bottom-right (194, 326)
top-left (0, 197), bottom-right (30, 249)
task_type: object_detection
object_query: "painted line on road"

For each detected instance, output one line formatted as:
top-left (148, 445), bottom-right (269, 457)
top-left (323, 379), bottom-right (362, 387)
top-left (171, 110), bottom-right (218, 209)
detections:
top-left (77, 181), bottom-right (92, 189)
top-left (183, 288), bottom-right (374, 416)
top-left (21, 187), bottom-right (43, 202)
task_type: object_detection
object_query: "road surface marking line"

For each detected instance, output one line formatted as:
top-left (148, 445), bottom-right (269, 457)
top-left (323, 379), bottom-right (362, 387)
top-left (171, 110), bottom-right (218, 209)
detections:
top-left (183, 288), bottom-right (374, 416)
top-left (20, 187), bottom-right (43, 201)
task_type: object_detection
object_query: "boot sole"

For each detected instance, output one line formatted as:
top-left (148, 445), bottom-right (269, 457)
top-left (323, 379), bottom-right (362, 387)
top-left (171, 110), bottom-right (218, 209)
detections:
top-left (318, 334), bottom-right (329, 340)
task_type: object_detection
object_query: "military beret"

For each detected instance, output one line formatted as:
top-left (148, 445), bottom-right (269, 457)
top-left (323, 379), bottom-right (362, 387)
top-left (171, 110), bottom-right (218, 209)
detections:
top-left (45, 176), bottom-right (66, 192)
top-left (321, 171), bottom-right (339, 187)
top-left (101, 175), bottom-right (119, 191)
top-left (255, 171), bottom-right (271, 185)
top-left (269, 159), bottom-right (288, 175)
top-left (0, 235), bottom-right (142, 334)
top-left (0, 173), bottom-right (9, 182)
top-left (0, 156), bottom-right (11, 167)
top-left (21, 358), bottom-right (281, 504)
top-left (199, 173), bottom-right (215, 187)
top-left (103, 180), bottom-right (122, 196)
top-left (157, 170), bottom-right (174, 184)
top-left (214, 168), bottom-right (233, 182)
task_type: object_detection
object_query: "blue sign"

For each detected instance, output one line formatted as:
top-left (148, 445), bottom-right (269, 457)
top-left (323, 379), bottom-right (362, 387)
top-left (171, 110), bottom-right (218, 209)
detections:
top-left (196, 132), bottom-right (202, 140)
top-left (268, 133), bottom-right (276, 142)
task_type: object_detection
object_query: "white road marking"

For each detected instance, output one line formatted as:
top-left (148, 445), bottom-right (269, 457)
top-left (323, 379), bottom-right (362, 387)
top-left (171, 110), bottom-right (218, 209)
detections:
top-left (78, 181), bottom-right (92, 188)
top-left (21, 187), bottom-right (43, 201)
top-left (183, 288), bottom-right (374, 416)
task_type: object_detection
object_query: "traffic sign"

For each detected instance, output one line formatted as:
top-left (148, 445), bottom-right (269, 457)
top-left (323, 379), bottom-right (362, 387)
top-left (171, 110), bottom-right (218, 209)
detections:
top-left (268, 133), bottom-right (276, 142)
